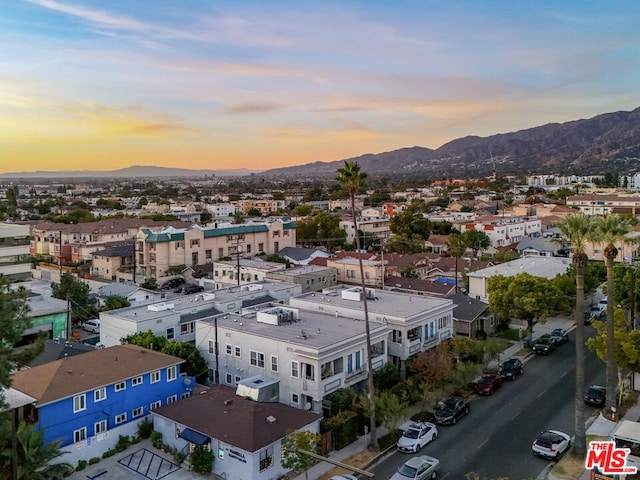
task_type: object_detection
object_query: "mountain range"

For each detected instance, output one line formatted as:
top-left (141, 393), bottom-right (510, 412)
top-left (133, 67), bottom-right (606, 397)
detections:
top-left (3, 106), bottom-right (640, 180)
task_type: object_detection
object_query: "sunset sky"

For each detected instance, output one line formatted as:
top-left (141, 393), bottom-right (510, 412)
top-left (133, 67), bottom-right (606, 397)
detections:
top-left (2, 1), bottom-right (639, 174)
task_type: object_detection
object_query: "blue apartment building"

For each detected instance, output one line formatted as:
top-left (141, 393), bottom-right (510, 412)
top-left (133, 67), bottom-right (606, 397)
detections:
top-left (11, 344), bottom-right (194, 459)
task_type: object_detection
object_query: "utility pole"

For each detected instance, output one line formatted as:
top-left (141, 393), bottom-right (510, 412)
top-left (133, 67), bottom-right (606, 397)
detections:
top-left (235, 234), bottom-right (245, 286)
top-left (132, 237), bottom-right (136, 283)
top-left (58, 230), bottom-right (63, 277)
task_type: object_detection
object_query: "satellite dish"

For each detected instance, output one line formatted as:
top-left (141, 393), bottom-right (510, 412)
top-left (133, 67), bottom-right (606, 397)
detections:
top-left (184, 378), bottom-right (192, 386)
top-left (304, 402), bottom-right (312, 411)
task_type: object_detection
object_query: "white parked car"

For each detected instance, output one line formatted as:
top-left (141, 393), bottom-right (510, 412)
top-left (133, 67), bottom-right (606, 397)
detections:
top-left (391, 455), bottom-right (440, 480)
top-left (531, 430), bottom-right (571, 459)
top-left (396, 422), bottom-right (438, 453)
top-left (82, 320), bottom-right (100, 334)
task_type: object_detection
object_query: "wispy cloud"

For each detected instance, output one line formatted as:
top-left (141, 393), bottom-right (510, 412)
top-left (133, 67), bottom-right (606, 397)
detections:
top-left (223, 102), bottom-right (283, 114)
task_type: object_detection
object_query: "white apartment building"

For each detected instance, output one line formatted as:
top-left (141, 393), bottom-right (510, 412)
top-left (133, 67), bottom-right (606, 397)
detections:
top-left (566, 194), bottom-right (640, 216)
top-left (455, 216), bottom-right (542, 248)
top-left (206, 203), bottom-right (237, 218)
top-left (266, 265), bottom-right (338, 293)
top-left (98, 281), bottom-right (302, 347)
top-left (0, 222), bottom-right (31, 287)
top-left (195, 303), bottom-right (389, 414)
top-left (135, 219), bottom-right (296, 279)
top-left (212, 259), bottom-right (287, 289)
top-left (526, 174), bottom-right (604, 188)
top-left (289, 285), bottom-right (454, 378)
top-left (339, 216), bottom-right (391, 245)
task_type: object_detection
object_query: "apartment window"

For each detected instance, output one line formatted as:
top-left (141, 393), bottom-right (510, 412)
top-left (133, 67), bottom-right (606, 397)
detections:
top-left (132, 376), bottom-right (143, 386)
top-left (208, 339), bottom-right (215, 355)
top-left (94, 387), bottom-right (106, 402)
top-left (167, 365), bottom-right (177, 382)
top-left (167, 395), bottom-right (178, 404)
top-left (180, 322), bottom-right (194, 335)
top-left (74, 427), bottom-right (87, 443)
top-left (218, 247), bottom-right (224, 258)
top-left (234, 375), bottom-right (241, 384)
top-left (150, 401), bottom-right (161, 411)
top-left (190, 239), bottom-right (200, 247)
top-left (150, 370), bottom-right (161, 384)
top-left (225, 373), bottom-right (233, 385)
top-left (132, 407), bottom-right (143, 418)
top-left (166, 327), bottom-right (175, 340)
top-left (94, 420), bottom-right (107, 436)
top-left (259, 447), bottom-right (274, 471)
top-left (250, 350), bottom-right (265, 368)
top-left (115, 382), bottom-right (126, 392)
top-left (205, 249), bottom-right (212, 259)
top-left (346, 269), bottom-right (355, 278)
top-left (291, 361), bottom-right (299, 378)
top-left (208, 368), bottom-right (215, 383)
top-left (246, 244), bottom-right (252, 254)
top-left (226, 344), bottom-right (232, 355)
top-left (258, 243), bottom-right (264, 252)
top-left (180, 392), bottom-right (191, 400)
top-left (234, 346), bottom-right (241, 358)
top-left (271, 355), bottom-right (278, 372)
top-left (115, 413), bottom-right (127, 425)
top-left (73, 394), bottom-right (86, 413)
top-left (291, 393), bottom-right (299, 406)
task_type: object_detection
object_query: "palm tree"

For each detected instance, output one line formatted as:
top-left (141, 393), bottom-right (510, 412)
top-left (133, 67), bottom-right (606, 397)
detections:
top-left (557, 213), bottom-right (597, 457)
top-left (336, 160), bottom-right (378, 450)
top-left (593, 214), bottom-right (630, 409)
top-left (446, 233), bottom-right (466, 293)
top-left (15, 421), bottom-right (73, 480)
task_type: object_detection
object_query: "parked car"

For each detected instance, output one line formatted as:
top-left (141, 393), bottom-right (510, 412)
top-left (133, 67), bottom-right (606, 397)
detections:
top-left (550, 328), bottom-right (569, 345)
top-left (82, 320), bottom-right (100, 334)
top-left (532, 334), bottom-right (556, 355)
top-left (531, 430), bottom-right (571, 459)
top-left (433, 396), bottom-right (469, 425)
top-left (589, 304), bottom-right (606, 319)
top-left (175, 284), bottom-right (205, 294)
top-left (583, 311), bottom-right (593, 325)
top-left (584, 385), bottom-right (606, 407)
top-left (473, 374), bottom-right (502, 395)
top-left (391, 455), bottom-right (441, 480)
top-left (498, 358), bottom-right (523, 380)
top-left (396, 422), bottom-right (438, 453)
top-left (329, 476), bottom-right (357, 480)
top-left (161, 277), bottom-right (184, 289)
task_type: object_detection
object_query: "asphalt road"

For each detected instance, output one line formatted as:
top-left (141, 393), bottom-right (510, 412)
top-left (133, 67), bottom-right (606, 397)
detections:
top-left (373, 327), bottom-right (606, 480)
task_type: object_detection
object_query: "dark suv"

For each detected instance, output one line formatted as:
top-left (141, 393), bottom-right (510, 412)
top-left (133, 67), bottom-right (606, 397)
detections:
top-left (433, 396), bottom-right (469, 425)
top-left (177, 284), bottom-right (205, 294)
top-left (532, 334), bottom-right (556, 355)
top-left (498, 358), bottom-right (523, 380)
top-left (584, 385), bottom-right (606, 407)
top-left (161, 277), bottom-right (184, 290)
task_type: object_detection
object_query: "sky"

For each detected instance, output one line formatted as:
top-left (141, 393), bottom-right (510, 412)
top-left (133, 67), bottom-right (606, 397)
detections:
top-left (1, 1), bottom-right (639, 174)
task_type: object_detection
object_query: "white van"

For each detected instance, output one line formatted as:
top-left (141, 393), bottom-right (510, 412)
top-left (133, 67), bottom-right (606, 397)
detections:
top-left (82, 320), bottom-right (100, 334)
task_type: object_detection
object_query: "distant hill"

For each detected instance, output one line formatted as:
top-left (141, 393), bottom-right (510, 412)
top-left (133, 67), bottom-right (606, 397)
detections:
top-left (262, 106), bottom-right (640, 178)
top-left (0, 165), bottom-right (259, 179)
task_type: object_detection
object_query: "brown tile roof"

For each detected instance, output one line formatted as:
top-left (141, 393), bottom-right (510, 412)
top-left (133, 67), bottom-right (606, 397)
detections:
top-left (12, 344), bottom-right (184, 407)
top-left (153, 385), bottom-right (321, 453)
top-left (31, 219), bottom-right (193, 235)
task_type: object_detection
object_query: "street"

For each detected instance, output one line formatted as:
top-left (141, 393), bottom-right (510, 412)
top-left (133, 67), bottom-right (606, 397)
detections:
top-left (373, 327), bottom-right (605, 480)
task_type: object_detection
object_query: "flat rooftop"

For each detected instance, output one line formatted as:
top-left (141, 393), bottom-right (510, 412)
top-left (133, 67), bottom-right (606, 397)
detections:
top-left (467, 256), bottom-right (571, 280)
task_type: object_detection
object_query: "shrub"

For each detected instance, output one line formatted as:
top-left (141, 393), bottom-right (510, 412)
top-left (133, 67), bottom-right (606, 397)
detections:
top-left (88, 457), bottom-right (100, 465)
top-left (102, 449), bottom-right (115, 458)
top-left (76, 459), bottom-right (87, 471)
top-left (325, 388), bottom-right (355, 416)
top-left (115, 435), bottom-right (132, 452)
top-left (190, 445), bottom-right (214, 473)
top-left (410, 410), bottom-right (434, 422)
top-left (151, 431), bottom-right (163, 449)
top-left (138, 418), bottom-right (153, 439)
top-left (373, 362), bottom-right (400, 391)
top-left (378, 428), bottom-right (403, 450)
top-left (323, 410), bottom-right (359, 450)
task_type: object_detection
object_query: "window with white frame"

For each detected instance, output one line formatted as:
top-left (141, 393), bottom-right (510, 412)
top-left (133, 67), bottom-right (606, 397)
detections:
top-left (167, 395), bottom-right (177, 404)
top-left (115, 413), bottom-right (127, 425)
top-left (94, 420), bottom-right (107, 435)
top-left (167, 365), bottom-right (177, 381)
top-left (74, 427), bottom-right (87, 443)
top-left (180, 392), bottom-right (190, 400)
top-left (225, 373), bottom-right (233, 385)
top-left (270, 355), bottom-right (278, 372)
top-left (150, 401), bottom-right (161, 410)
top-left (234, 375), bottom-right (241, 384)
top-left (73, 394), bottom-right (86, 413)
top-left (259, 446), bottom-right (274, 471)
top-left (132, 376), bottom-right (143, 386)
top-left (150, 370), bottom-right (161, 383)
top-left (94, 387), bottom-right (106, 402)
top-left (114, 381), bottom-right (126, 392)
top-left (166, 327), bottom-right (175, 340)
top-left (234, 346), bottom-right (241, 357)
top-left (291, 361), bottom-right (299, 378)
top-left (208, 339), bottom-right (214, 355)
top-left (180, 322), bottom-right (195, 335)
top-left (226, 344), bottom-right (232, 355)
top-left (250, 350), bottom-right (265, 368)
top-left (132, 407), bottom-right (144, 418)
top-left (291, 393), bottom-right (299, 405)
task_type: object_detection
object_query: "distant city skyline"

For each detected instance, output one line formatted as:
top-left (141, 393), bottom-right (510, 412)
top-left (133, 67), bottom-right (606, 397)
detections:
top-left (2, 1), bottom-right (639, 174)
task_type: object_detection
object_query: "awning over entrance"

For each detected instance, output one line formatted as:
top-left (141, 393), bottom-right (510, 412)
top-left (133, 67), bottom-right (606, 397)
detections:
top-left (178, 428), bottom-right (209, 446)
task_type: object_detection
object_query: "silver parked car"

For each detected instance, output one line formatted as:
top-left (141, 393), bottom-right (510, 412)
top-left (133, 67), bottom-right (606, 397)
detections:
top-left (391, 455), bottom-right (441, 480)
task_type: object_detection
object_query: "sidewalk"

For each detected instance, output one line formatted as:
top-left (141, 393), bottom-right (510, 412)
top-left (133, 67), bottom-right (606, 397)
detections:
top-left (294, 315), bottom-right (577, 480)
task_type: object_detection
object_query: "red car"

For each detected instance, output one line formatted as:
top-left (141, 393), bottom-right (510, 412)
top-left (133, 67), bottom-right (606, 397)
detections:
top-left (474, 374), bottom-right (502, 395)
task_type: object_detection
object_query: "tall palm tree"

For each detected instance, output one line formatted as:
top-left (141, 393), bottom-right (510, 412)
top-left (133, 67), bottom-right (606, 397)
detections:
top-left (593, 214), bottom-right (630, 409)
top-left (446, 233), bottom-right (466, 293)
top-left (557, 212), bottom-right (597, 457)
top-left (336, 160), bottom-right (378, 450)
top-left (15, 421), bottom-right (73, 480)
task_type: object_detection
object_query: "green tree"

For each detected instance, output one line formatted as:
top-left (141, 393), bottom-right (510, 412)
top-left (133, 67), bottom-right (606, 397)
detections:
top-left (247, 207), bottom-right (262, 217)
top-left (291, 204), bottom-right (313, 217)
top-left (487, 273), bottom-right (567, 345)
top-left (592, 214), bottom-right (631, 409)
top-left (161, 342), bottom-right (208, 381)
top-left (336, 160), bottom-right (377, 449)
top-left (122, 330), bottom-right (168, 351)
top-left (51, 273), bottom-right (96, 325)
top-left (389, 200), bottom-right (431, 245)
top-left (556, 212), bottom-right (597, 457)
top-left (461, 230), bottom-right (491, 257)
top-left (200, 210), bottom-right (212, 224)
top-left (263, 254), bottom-right (291, 267)
top-left (375, 390), bottom-right (408, 431)
top-left (101, 295), bottom-right (131, 312)
top-left (14, 422), bottom-right (73, 480)
top-left (400, 266), bottom-right (419, 278)
top-left (493, 250), bottom-right (520, 263)
top-left (66, 208), bottom-right (94, 223)
top-left (141, 277), bottom-right (158, 290)
top-left (446, 233), bottom-right (466, 293)
top-left (281, 430), bottom-right (322, 480)
top-left (190, 444), bottom-right (214, 474)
